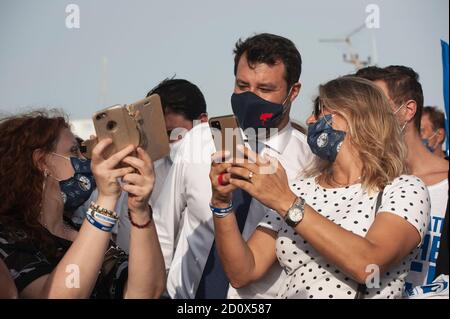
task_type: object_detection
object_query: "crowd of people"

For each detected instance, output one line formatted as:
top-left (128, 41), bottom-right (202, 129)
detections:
top-left (0, 33), bottom-right (448, 299)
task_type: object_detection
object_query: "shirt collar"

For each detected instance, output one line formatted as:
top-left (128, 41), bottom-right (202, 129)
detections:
top-left (262, 122), bottom-right (293, 155)
top-left (240, 123), bottom-right (293, 154)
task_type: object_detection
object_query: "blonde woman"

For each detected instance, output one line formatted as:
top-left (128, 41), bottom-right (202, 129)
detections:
top-left (209, 76), bottom-right (431, 299)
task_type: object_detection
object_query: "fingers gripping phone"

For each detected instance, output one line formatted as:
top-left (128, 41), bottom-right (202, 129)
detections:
top-left (209, 115), bottom-right (245, 159)
top-left (91, 94), bottom-right (170, 161)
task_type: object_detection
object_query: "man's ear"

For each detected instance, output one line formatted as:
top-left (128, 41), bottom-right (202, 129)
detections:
top-left (402, 100), bottom-right (417, 123)
top-left (436, 128), bottom-right (446, 145)
top-left (32, 149), bottom-right (48, 173)
top-left (289, 82), bottom-right (302, 104)
top-left (198, 113), bottom-right (208, 123)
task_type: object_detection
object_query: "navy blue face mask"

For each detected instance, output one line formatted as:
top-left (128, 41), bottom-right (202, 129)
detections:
top-left (50, 153), bottom-right (96, 212)
top-left (231, 89), bottom-right (291, 131)
top-left (307, 114), bottom-right (346, 162)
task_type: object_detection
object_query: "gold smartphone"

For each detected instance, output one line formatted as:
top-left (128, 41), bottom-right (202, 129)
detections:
top-left (91, 94), bottom-right (170, 161)
top-left (209, 115), bottom-right (245, 158)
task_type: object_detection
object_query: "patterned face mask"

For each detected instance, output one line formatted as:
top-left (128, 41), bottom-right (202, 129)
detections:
top-left (307, 114), bottom-right (346, 162)
top-left (50, 153), bottom-right (96, 212)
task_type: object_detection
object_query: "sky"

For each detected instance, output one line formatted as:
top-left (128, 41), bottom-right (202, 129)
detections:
top-left (0, 0), bottom-right (448, 134)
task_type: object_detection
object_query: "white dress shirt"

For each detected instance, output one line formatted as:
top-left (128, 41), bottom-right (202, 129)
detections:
top-left (152, 122), bottom-right (216, 299)
top-left (227, 122), bottom-right (315, 299)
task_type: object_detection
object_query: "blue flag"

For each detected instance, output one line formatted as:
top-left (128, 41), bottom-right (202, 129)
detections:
top-left (441, 40), bottom-right (449, 156)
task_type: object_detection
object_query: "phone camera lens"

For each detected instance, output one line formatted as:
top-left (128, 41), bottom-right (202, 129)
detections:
top-left (96, 113), bottom-right (107, 121)
top-left (106, 121), bottom-right (117, 131)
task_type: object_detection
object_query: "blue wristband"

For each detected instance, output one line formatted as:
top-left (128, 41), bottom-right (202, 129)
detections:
top-left (209, 202), bottom-right (233, 218)
top-left (93, 210), bottom-right (118, 225)
top-left (86, 212), bottom-right (114, 232)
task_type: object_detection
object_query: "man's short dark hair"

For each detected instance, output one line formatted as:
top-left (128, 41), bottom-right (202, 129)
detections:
top-left (423, 106), bottom-right (446, 131)
top-left (146, 78), bottom-right (207, 121)
top-left (233, 33), bottom-right (302, 90)
top-left (355, 65), bottom-right (424, 131)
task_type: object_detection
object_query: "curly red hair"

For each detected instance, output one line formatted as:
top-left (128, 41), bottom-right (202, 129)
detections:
top-left (0, 109), bottom-right (69, 257)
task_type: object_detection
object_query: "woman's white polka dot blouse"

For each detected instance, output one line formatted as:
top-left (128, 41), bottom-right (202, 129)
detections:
top-left (258, 175), bottom-right (431, 299)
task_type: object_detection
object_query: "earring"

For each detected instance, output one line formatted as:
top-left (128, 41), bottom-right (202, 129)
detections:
top-left (42, 169), bottom-right (49, 194)
top-left (400, 121), bottom-right (408, 133)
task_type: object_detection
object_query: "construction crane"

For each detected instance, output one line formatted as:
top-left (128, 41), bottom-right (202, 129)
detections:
top-left (319, 23), bottom-right (378, 70)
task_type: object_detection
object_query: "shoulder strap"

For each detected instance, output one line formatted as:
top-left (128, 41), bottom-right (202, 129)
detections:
top-left (355, 187), bottom-right (385, 299)
top-left (374, 188), bottom-right (384, 215)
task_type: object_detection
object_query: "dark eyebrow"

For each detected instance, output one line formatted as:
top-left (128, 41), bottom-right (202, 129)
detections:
top-left (235, 78), bottom-right (249, 85)
top-left (258, 83), bottom-right (277, 90)
top-left (236, 78), bottom-right (278, 90)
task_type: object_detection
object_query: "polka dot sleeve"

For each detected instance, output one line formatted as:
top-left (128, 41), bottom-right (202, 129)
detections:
top-left (378, 175), bottom-right (431, 242)
top-left (257, 205), bottom-right (284, 233)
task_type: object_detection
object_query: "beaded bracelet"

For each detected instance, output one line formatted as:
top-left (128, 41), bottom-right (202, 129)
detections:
top-left (128, 206), bottom-right (153, 229)
top-left (85, 201), bottom-right (119, 232)
top-left (89, 201), bottom-right (119, 219)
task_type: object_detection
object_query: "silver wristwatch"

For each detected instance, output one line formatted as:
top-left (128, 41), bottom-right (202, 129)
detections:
top-left (285, 197), bottom-right (305, 227)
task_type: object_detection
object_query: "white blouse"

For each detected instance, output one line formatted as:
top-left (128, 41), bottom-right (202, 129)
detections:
top-left (258, 175), bottom-right (431, 299)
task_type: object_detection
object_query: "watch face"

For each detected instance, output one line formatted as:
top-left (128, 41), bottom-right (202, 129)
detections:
top-left (289, 208), bottom-right (303, 222)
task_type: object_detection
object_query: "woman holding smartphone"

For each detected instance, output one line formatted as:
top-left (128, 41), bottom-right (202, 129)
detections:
top-left (0, 110), bottom-right (165, 298)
